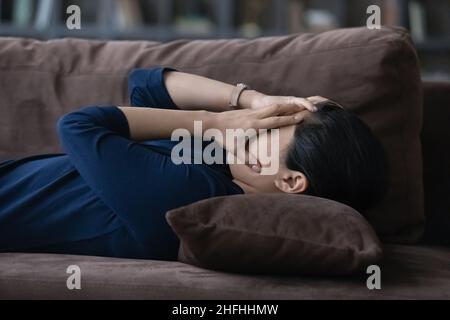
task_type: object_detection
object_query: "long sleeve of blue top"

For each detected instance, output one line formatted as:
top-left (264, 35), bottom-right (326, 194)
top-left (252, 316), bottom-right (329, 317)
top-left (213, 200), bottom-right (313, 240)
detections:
top-left (0, 67), bottom-right (243, 260)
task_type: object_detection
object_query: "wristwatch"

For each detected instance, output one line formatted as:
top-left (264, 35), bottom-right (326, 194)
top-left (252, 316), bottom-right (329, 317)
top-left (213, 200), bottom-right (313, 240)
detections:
top-left (229, 83), bottom-right (251, 109)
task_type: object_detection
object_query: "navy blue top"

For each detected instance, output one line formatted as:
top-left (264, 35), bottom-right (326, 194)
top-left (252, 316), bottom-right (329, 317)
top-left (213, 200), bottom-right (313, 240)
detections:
top-left (0, 67), bottom-right (243, 261)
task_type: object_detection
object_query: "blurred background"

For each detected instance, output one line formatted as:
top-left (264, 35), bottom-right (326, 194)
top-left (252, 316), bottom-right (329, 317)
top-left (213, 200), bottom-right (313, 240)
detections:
top-left (0, 0), bottom-right (449, 81)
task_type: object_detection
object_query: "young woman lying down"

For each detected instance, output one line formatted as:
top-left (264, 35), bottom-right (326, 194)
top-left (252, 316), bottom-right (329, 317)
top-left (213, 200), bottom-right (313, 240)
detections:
top-left (0, 67), bottom-right (388, 260)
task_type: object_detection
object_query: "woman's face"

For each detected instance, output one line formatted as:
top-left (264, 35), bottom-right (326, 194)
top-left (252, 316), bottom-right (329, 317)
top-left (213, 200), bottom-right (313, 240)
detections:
top-left (230, 97), bottom-right (331, 192)
top-left (229, 123), bottom-right (298, 193)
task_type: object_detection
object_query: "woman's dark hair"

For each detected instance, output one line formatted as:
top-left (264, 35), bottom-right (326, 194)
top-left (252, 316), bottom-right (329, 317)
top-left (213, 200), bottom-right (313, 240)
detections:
top-left (285, 103), bottom-right (389, 213)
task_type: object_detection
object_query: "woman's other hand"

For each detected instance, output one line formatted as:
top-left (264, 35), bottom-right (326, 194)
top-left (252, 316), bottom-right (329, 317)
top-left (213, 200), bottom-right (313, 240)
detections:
top-left (245, 93), bottom-right (319, 113)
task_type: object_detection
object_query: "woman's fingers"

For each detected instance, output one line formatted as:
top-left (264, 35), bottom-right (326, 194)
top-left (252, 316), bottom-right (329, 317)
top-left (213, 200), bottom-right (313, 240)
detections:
top-left (258, 112), bottom-right (306, 129)
top-left (307, 96), bottom-right (330, 105)
top-left (255, 103), bottom-right (303, 118)
top-left (275, 97), bottom-right (317, 113)
top-left (291, 97), bottom-right (318, 112)
top-left (307, 96), bottom-right (329, 102)
top-left (255, 97), bottom-right (318, 118)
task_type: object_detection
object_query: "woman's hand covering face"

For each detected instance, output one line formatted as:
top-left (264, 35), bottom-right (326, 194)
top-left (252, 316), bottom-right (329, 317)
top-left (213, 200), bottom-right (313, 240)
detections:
top-left (210, 94), bottom-right (331, 167)
top-left (208, 104), bottom-right (308, 165)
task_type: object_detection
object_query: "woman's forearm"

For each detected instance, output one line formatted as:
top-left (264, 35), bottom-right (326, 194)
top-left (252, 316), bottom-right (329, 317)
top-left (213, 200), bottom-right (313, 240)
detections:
top-left (164, 70), bottom-right (264, 112)
top-left (118, 106), bottom-right (211, 141)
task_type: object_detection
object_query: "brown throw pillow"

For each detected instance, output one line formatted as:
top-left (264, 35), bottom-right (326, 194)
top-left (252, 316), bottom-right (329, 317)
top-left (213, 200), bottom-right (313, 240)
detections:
top-left (166, 193), bottom-right (382, 276)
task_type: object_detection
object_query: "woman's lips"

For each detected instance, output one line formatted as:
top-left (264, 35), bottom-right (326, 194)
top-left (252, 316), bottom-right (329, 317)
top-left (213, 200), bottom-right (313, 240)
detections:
top-left (250, 164), bottom-right (262, 173)
top-left (246, 155), bottom-right (262, 173)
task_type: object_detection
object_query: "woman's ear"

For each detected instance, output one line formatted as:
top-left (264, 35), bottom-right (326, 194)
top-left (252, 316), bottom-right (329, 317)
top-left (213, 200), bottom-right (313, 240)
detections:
top-left (274, 170), bottom-right (308, 194)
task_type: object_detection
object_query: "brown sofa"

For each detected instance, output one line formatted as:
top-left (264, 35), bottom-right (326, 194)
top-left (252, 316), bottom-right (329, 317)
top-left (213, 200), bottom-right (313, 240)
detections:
top-left (0, 27), bottom-right (450, 299)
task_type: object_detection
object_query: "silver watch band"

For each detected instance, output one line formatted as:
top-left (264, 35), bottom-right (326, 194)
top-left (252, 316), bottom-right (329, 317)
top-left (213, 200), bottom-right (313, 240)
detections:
top-left (229, 83), bottom-right (250, 109)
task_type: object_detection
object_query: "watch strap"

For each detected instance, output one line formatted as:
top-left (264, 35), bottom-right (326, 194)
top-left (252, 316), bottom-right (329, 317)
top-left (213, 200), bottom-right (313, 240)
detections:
top-left (229, 83), bottom-right (250, 109)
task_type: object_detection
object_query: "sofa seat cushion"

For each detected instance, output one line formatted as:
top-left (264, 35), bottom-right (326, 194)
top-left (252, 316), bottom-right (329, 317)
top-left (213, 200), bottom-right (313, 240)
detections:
top-left (1, 245), bottom-right (449, 300)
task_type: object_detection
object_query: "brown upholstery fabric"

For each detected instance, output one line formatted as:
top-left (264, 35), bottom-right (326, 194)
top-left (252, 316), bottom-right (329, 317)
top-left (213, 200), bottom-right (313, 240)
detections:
top-left (0, 26), bottom-right (423, 243)
top-left (166, 194), bottom-right (382, 276)
top-left (1, 245), bottom-right (449, 300)
top-left (421, 82), bottom-right (450, 245)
